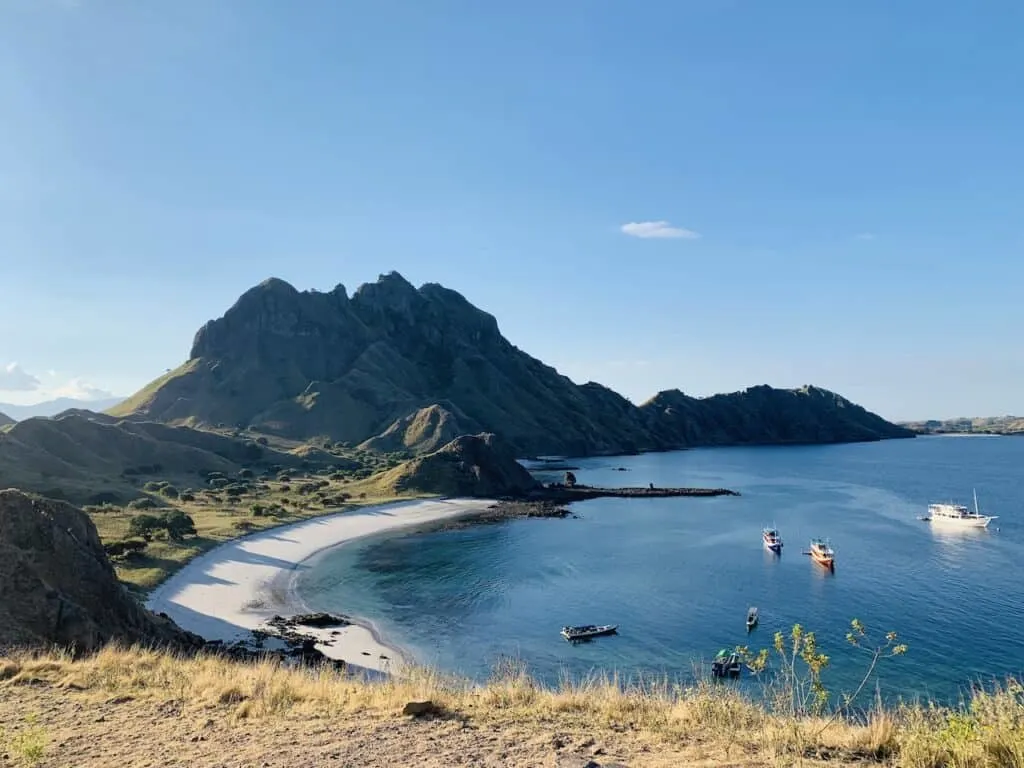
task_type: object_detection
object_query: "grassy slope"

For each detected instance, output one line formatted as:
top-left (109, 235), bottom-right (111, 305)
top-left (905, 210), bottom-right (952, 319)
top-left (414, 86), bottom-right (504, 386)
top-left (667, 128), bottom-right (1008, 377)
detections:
top-left (2, 646), bottom-right (1022, 767)
top-left (105, 361), bottom-right (199, 419)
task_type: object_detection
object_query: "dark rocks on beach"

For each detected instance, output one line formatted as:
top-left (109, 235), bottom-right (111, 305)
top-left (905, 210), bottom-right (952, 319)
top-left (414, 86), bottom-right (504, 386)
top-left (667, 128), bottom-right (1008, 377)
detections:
top-left (431, 500), bottom-right (576, 531)
top-left (264, 612), bottom-right (351, 641)
top-left (290, 612), bottom-right (351, 628)
top-left (202, 636), bottom-right (345, 672)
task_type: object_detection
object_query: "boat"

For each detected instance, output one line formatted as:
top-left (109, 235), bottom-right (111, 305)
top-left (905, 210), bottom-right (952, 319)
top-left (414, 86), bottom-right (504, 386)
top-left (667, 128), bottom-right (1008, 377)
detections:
top-left (746, 606), bottom-right (759, 631)
top-left (926, 489), bottom-right (997, 529)
top-left (561, 624), bottom-right (618, 641)
top-left (809, 538), bottom-right (835, 570)
top-left (711, 648), bottom-right (742, 678)
top-left (762, 526), bottom-right (783, 552)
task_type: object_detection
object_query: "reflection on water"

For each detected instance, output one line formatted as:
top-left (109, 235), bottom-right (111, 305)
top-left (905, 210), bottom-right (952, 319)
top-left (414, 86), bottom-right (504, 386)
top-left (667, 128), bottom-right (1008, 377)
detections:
top-left (300, 437), bottom-right (1024, 703)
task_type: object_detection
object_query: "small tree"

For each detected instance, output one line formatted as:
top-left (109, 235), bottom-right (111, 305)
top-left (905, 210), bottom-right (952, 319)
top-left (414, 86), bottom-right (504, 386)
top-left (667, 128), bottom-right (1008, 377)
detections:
top-left (128, 514), bottom-right (163, 541)
top-left (163, 509), bottom-right (197, 540)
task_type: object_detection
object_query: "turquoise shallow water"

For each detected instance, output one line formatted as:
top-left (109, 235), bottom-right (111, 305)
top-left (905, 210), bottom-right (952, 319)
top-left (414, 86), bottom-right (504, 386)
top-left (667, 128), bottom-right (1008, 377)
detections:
top-left (297, 436), bottom-right (1024, 703)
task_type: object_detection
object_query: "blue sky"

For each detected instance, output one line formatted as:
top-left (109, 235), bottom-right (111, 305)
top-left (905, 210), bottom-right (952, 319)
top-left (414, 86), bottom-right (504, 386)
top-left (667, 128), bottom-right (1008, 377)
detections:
top-left (1, 0), bottom-right (1022, 419)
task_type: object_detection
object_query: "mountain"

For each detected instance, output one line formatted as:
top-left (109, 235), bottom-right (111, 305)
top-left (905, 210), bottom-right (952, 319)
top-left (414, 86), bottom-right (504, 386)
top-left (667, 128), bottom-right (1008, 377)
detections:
top-left (0, 489), bottom-right (200, 652)
top-left (640, 385), bottom-right (913, 446)
top-left (0, 397), bottom-right (125, 421)
top-left (0, 411), bottom-right (339, 505)
top-left (110, 272), bottom-right (913, 455)
top-left (899, 415), bottom-right (1024, 436)
top-left (0, 412), bottom-right (13, 429)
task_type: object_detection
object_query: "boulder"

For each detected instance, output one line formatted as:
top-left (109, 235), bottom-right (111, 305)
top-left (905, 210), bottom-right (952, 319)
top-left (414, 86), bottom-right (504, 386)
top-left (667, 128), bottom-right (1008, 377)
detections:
top-left (0, 489), bottom-right (202, 653)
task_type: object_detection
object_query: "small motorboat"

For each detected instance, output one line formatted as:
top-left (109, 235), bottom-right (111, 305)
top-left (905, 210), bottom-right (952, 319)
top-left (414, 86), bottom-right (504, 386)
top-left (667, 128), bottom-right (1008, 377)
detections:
top-left (762, 526), bottom-right (783, 553)
top-left (711, 648), bottom-right (742, 678)
top-left (746, 606), bottom-right (759, 631)
top-left (561, 624), bottom-right (618, 642)
top-left (809, 538), bottom-right (835, 570)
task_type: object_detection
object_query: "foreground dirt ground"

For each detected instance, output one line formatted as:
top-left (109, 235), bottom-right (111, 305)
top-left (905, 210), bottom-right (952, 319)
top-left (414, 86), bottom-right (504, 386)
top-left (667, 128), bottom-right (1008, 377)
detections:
top-left (0, 682), bottom-right (776, 768)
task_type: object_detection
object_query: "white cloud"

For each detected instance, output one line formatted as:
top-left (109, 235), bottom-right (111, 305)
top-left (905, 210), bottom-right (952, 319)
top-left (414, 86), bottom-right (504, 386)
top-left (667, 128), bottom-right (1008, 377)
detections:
top-left (621, 221), bottom-right (701, 240)
top-left (0, 363), bottom-right (42, 392)
top-left (854, 232), bottom-right (875, 241)
top-left (50, 378), bottom-right (116, 401)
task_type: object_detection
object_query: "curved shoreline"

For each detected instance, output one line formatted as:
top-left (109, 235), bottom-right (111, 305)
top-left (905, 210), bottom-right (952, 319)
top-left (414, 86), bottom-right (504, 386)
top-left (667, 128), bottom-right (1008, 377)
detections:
top-left (147, 497), bottom-right (496, 673)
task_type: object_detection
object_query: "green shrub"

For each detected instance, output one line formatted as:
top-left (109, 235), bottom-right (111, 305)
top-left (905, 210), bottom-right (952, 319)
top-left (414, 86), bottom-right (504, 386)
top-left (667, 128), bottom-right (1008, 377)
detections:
top-left (128, 514), bottom-right (163, 541)
top-left (163, 509), bottom-right (197, 540)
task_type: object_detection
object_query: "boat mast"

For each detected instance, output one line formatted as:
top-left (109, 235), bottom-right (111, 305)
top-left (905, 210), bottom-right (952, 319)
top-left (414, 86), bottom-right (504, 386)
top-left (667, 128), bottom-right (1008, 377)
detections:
top-left (974, 488), bottom-right (979, 516)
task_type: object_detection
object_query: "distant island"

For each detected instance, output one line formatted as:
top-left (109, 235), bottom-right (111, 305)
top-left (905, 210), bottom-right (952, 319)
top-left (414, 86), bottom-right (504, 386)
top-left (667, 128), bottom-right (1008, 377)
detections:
top-left (900, 415), bottom-right (1024, 436)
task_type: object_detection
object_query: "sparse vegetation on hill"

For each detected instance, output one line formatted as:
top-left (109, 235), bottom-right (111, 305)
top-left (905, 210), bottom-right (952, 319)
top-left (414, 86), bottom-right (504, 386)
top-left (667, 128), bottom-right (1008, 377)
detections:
top-left (108, 272), bottom-right (913, 456)
top-left (0, 411), bottom-right (404, 506)
top-left (0, 411), bottom-right (13, 428)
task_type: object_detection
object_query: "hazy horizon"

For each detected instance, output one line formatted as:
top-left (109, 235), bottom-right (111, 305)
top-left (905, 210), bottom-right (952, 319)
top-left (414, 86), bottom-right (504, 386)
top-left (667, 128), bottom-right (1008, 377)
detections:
top-left (3, 1), bottom-right (1022, 421)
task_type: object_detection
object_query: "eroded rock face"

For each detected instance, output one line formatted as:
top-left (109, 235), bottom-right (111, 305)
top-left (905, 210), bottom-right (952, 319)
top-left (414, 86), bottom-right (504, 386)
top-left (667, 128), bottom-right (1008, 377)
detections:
top-left (0, 489), bottom-right (201, 653)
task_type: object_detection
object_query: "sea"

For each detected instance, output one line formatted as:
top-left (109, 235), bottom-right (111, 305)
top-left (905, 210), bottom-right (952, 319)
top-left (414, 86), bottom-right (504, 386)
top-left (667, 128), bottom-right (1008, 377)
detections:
top-left (295, 435), bottom-right (1024, 705)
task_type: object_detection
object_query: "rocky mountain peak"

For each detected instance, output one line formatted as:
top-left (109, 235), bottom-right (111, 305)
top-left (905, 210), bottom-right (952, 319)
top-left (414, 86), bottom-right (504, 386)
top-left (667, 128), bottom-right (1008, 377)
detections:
top-left (113, 272), bottom-right (913, 454)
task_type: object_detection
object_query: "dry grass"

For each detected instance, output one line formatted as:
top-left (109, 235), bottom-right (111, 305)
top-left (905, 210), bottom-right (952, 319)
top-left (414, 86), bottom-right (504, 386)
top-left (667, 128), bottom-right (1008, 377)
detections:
top-left (2, 647), bottom-right (1022, 767)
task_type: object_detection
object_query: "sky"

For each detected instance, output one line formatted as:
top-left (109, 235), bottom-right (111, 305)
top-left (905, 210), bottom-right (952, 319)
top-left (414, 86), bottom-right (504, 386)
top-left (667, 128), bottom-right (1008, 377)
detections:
top-left (1, 0), bottom-right (1022, 419)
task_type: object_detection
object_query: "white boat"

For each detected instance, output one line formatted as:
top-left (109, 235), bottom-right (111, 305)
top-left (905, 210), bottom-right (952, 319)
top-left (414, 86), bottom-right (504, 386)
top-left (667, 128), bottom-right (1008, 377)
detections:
top-left (927, 489), bottom-right (997, 529)
top-left (762, 526), bottom-right (783, 552)
top-left (746, 606), bottom-right (759, 631)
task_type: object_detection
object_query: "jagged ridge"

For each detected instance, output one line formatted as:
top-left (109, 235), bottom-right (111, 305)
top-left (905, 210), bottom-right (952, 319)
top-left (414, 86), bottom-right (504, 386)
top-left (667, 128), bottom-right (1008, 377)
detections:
top-left (109, 272), bottom-right (914, 455)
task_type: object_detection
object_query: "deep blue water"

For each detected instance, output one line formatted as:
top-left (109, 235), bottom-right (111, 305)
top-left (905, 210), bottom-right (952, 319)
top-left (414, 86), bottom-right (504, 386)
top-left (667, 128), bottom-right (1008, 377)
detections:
top-left (297, 436), bottom-right (1024, 704)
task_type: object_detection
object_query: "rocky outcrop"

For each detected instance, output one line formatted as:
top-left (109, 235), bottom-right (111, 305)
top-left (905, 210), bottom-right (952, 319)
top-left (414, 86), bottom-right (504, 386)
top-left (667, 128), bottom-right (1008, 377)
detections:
top-left (0, 489), bottom-right (201, 653)
top-left (376, 434), bottom-right (541, 497)
top-left (110, 272), bottom-right (913, 455)
top-left (358, 404), bottom-right (471, 455)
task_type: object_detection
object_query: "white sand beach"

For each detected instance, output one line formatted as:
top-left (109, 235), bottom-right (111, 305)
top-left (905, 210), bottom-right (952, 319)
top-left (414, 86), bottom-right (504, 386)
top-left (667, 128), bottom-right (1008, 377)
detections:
top-left (147, 498), bottom-right (495, 673)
